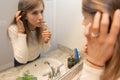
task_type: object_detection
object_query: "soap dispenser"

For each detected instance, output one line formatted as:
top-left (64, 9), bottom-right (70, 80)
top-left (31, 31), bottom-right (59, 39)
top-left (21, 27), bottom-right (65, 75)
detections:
top-left (67, 56), bottom-right (77, 69)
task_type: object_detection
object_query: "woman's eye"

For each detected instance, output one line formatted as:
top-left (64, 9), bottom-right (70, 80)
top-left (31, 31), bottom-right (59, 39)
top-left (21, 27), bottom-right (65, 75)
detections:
top-left (41, 10), bottom-right (43, 14)
top-left (32, 11), bottom-right (38, 16)
top-left (32, 10), bottom-right (43, 16)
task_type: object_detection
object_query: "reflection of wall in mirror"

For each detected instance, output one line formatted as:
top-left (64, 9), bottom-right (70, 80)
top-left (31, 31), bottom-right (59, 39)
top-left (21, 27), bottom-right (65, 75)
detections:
top-left (55, 0), bottom-right (86, 51)
top-left (44, 0), bottom-right (86, 53)
top-left (42, 0), bottom-right (58, 56)
top-left (0, 0), bottom-right (19, 71)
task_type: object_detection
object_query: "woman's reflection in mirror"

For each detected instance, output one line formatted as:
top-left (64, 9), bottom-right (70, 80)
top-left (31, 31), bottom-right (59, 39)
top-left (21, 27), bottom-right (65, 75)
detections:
top-left (7, 0), bottom-right (51, 67)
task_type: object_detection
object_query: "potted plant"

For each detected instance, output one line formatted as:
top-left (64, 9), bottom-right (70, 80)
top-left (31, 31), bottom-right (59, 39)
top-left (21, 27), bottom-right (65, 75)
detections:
top-left (16, 70), bottom-right (37, 80)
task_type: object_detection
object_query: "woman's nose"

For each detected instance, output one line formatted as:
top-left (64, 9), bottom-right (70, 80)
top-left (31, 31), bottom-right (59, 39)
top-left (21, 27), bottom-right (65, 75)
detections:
top-left (38, 13), bottom-right (43, 20)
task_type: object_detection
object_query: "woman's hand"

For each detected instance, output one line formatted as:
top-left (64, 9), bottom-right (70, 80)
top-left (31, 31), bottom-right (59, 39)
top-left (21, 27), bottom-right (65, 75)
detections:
top-left (16, 11), bottom-right (25, 33)
top-left (83, 43), bottom-right (88, 54)
top-left (42, 28), bottom-right (51, 43)
top-left (84, 10), bottom-right (120, 66)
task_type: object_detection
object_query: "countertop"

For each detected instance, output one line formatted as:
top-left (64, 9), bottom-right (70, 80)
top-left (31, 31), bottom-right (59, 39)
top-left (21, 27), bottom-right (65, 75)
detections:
top-left (0, 45), bottom-right (74, 80)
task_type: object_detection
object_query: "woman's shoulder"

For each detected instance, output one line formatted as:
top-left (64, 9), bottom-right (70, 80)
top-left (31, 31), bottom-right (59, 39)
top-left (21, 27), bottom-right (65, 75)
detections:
top-left (8, 24), bottom-right (18, 32)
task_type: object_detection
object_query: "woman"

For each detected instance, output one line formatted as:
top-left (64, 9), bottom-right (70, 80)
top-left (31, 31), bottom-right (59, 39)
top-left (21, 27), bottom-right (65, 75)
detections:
top-left (79, 0), bottom-right (120, 80)
top-left (7, 0), bottom-right (51, 67)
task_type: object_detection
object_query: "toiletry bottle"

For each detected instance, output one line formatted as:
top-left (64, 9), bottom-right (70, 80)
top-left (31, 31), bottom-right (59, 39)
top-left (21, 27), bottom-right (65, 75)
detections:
top-left (67, 56), bottom-right (73, 69)
top-left (67, 56), bottom-right (77, 69)
top-left (74, 48), bottom-right (79, 63)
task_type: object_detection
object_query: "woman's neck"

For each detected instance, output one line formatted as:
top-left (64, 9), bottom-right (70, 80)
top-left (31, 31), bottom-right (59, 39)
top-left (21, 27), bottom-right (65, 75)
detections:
top-left (28, 23), bottom-right (36, 31)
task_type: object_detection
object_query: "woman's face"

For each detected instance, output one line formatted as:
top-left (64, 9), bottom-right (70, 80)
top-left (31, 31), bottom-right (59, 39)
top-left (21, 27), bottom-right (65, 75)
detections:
top-left (82, 0), bottom-right (106, 27)
top-left (26, 3), bottom-right (44, 30)
top-left (82, 11), bottom-right (93, 27)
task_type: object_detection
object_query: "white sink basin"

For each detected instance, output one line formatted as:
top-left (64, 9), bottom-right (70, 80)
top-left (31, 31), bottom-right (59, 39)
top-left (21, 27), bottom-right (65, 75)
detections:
top-left (18, 58), bottom-right (66, 80)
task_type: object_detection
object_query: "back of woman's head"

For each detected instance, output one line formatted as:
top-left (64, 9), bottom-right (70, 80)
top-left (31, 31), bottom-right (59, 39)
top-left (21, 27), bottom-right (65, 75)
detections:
top-left (82, 0), bottom-right (120, 18)
top-left (82, 0), bottom-right (120, 80)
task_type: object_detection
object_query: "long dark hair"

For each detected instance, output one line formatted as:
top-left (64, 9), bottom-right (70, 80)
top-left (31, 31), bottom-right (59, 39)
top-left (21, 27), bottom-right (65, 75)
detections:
top-left (8, 0), bottom-right (45, 45)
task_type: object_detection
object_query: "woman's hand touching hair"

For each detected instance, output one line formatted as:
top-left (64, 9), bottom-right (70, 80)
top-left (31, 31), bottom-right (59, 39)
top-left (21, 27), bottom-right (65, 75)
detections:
top-left (84, 10), bottom-right (120, 68)
top-left (16, 11), bottom-right (25, 33)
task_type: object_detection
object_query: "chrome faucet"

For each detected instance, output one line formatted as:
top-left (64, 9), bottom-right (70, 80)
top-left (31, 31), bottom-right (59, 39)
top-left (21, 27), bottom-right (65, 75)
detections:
top-left (43, 61), bottom-right (64, 79)
top-left (56, 64), bottom-right (64, 76)
top-left (44, 61), bottom-right (55, 77)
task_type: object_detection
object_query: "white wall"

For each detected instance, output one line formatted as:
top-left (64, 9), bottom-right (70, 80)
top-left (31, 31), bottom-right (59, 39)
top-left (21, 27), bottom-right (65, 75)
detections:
top-left (55, 0), bottom-right (86, 50)
top-left (44, 0), bottom-right (58, 51)
top-left (0, 0), bottom-right (19, 71)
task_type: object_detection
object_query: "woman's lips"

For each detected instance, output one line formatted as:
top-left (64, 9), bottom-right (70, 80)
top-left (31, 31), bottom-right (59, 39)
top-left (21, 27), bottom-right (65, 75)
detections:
top-left (38, 21), bottom-right (45, 24)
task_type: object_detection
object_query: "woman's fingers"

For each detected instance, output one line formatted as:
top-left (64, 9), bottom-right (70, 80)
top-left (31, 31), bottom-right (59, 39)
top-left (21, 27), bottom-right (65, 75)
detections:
top-left (16, 15), bottom-right (22, 22)
top-left (15, 11), bottom-right (22, 23)
top-left (84, 23), bottom-right (92, 41)
top-left (108, 10), bottom-right (120, 45)
top-left (84, 12), bottom-right (101, 41)
top-left (15, 11), bottom-right (25, 33)
top-left (42, 31), bottom-right (51, 37)
top-left (42, 28), bottom-right (51, 42)
top-left (86, 9), bottom-right (120, 65)
top-left (16, 11), bottom-right (21, 18)
top-left (100, 13), bottom-right (109, 38)
top-left (92, 12), bottom-right (101, 35)
top-left (83, 43), bottom-right (88, 54)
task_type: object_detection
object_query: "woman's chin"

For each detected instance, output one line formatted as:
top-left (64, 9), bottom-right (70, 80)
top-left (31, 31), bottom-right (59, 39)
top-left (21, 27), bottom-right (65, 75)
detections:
top-left (36, 24), bottom-right (42, 27)
top-left (36, 25), bottom-right (42, 28)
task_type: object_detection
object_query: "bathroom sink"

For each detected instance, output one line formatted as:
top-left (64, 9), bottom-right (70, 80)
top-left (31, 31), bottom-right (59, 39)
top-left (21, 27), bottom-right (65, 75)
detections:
top-left (18, 57), bottom-right (66, 80)
top-left (58, 61), bottom-right (83, 80)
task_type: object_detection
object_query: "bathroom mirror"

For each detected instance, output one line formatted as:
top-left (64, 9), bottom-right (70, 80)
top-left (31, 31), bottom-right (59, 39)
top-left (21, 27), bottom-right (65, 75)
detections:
top-left (0, 0), bottom-right (86, 77)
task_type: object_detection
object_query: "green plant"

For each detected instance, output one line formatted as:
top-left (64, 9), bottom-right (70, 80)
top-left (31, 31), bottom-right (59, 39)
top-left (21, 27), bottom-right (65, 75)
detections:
top-left (16, 70), bottom-right (37, 80)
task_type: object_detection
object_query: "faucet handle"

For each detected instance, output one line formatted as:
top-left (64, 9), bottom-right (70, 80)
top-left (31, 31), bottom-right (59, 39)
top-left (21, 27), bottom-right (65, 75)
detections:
top-left (58, 63), bottom-right (64, 68)
top-left (44, 61), bottom-right (55, 77)
top-left (56, 64), bottom-right (64, 75)
top-left (43, 71), bottom-right (52, 78)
